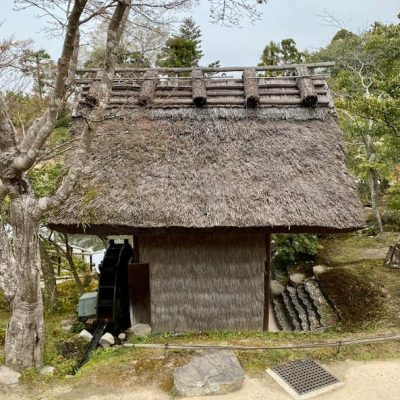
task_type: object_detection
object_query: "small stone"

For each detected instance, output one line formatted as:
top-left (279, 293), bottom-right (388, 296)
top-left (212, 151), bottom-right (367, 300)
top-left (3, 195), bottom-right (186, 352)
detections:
top-left (126, 323), bottom-right (152, 337)
top-left (270, 280), bottom-right (285, 297)
top-left (313, 265), bottom-right (328, 275)
top-left (173, 351), bottom-right (244, 397)
top-left (0, 366), bottom-right (21, 385)
top-left (40, 366), bottom-right (55, 376)
top-left (79, 329), bottom-right (93, 343)
top-left (289, 273), bottom-right (306, 287)
top-left (85, 317), bottom-right (97, 329)
top-left (62, 325), bottom-right (74, 334)
top-left (99, 333), bottom-right (115, 348)
top-left (118, 333), bottom-right (126, 341)
top-left (61, 317), bottom-right (75, 327)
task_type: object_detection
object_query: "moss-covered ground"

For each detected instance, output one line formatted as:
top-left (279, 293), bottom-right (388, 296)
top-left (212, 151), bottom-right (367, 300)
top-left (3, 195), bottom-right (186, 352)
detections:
top-left (1, 231), bottom-right (400, 397)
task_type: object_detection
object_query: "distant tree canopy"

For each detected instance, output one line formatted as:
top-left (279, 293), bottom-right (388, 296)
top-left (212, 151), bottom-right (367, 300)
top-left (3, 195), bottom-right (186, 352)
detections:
top-left (310, 16), bottom-right (400, 232)
top-left (259, 38), bottom-right (305, 66)
top-left (84, 45), bottom-right (151, 68)
top-left (19, 49), bottom-right (56, 99)
top-left (157, 17), bottom-right (203, 68)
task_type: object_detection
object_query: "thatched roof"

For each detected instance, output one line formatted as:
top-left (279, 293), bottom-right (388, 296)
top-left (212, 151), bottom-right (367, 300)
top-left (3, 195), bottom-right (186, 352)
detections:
top-left (49, 65), bottom-right (365, 235)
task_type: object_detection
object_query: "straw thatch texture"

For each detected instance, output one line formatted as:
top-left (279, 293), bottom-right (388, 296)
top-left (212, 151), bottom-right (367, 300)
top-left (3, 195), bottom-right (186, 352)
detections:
top-left (48, 107), bottom-right (365, 234)
top-left (140, 231), bottom-right (265, 332)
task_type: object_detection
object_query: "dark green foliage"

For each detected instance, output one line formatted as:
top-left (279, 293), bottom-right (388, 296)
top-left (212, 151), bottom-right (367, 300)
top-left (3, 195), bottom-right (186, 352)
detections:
top-left (157, 37), bottom-right (198, 68)
top-left (84, 45), bottom-right (151, 68)
top-left (260, 38), bottom-right (305, 66)
top-left (273, 234), bottom-right (321, 265)
top-left (19, 49), bottom-right (56, 99)
top-left (157, 18), bottom-right (203, 68)
top-left (386, 182), bottom-right (400, 212)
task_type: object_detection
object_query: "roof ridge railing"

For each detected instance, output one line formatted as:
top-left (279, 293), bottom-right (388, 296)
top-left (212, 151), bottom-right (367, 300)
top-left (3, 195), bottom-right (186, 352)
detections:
top-left (76, 61), bottom-right (335, 74)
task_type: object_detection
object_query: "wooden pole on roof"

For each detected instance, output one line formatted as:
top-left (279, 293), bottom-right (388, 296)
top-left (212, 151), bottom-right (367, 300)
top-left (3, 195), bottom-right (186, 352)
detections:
top-left (191, 68), bottom-right (207, 106)
top-left (295, 66), bottom-right (318, 106)
top-left (263, 233), bottom-right (272, 331)
top-left (138, 70), bottom-right (158, 106)
top-left (243, 68), bottom-right (260, 108)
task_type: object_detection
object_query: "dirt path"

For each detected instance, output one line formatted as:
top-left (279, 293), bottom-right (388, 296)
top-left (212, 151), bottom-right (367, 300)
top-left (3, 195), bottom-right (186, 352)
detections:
top-left (2, 359), bottom-right (400, 400)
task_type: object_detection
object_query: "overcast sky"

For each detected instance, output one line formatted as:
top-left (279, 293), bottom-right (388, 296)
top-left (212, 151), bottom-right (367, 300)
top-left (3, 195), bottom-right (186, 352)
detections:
top-left (1, 0), bottom-right (399, 66)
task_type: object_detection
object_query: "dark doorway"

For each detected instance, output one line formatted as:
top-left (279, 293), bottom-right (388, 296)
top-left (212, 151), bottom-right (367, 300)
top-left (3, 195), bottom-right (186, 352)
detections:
top-left (128, 263), bottom-right (151, 325)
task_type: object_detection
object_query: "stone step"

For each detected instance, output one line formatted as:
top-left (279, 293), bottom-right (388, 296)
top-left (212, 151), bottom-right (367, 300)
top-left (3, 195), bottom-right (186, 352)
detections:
top-left (303, 279), bottom-right (338, 327)
top-left (281, 290), bottom-right (302, 331)
top-left (297, 285), bottom-right (323, 331)
top-left (272, 297), bottom-right (295, 332)
top-left (286, 286), bottom-right (310, 331)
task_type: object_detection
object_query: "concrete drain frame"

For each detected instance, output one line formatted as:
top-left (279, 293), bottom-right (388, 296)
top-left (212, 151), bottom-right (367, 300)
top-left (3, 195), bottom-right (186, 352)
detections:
top-left (266, 359), bottom-right (343, 400)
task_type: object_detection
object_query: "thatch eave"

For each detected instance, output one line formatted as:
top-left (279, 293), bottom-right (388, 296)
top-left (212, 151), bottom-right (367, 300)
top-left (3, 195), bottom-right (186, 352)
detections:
top-left (48, 106), bottom-right (365, 235)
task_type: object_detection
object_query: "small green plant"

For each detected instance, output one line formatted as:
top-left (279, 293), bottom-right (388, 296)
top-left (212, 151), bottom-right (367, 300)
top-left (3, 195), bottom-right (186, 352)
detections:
top-left (272, 234), bottom-right (321, 266)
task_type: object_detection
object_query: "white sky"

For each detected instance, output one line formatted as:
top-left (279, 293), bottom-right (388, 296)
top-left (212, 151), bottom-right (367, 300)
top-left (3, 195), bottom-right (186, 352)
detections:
top-left (1, 0), bottom-right (399, 65)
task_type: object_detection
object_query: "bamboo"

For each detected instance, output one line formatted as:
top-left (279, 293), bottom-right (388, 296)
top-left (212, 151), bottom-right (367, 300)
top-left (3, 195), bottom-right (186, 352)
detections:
top-left (77, 61), bottom-right (335, 74)
top-left (106, 97), bottom-right (330, 106)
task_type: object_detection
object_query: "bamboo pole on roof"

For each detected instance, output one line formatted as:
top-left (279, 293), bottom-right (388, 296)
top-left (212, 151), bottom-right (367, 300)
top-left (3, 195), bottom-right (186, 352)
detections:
top-left (76, 61), bottom-right (335, 74)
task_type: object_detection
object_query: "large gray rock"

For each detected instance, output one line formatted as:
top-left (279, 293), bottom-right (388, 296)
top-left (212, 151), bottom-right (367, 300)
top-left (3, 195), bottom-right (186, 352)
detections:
top-left (173, 351), bottom-right (244, 397)
top-left (126, 324), bottom-right (152, 337)
top-left (0, 366), bottom-right (21, 386)
top-left (270, 280), bottom-right (285, 297)
top-left (99, 333), bottom-right (115, 348)
top-left (289, 273), bottom-right (306, 287)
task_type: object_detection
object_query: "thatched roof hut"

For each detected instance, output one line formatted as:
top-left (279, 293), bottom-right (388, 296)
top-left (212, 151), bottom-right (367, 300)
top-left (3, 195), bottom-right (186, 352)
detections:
top-left (49, 64), bottom-right (365, 333)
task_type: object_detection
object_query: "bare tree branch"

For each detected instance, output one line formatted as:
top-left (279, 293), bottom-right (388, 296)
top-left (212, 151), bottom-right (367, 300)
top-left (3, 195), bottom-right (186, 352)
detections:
top-left (38, 0), bottom-right (132, 213)
top-left (13, 0), bottom-right (89, 171)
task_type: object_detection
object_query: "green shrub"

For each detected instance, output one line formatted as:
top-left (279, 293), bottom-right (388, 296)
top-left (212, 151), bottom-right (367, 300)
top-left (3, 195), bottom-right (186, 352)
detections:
top-left (272, 234), bottom-right (321, 266)
top-left (386, 182), bottom-right (400, 212)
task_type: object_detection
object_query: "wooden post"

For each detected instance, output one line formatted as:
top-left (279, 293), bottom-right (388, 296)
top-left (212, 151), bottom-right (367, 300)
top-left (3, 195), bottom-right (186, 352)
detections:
top-left (57, 255), bottom-right (61, 276)
top-left (263, 233), bottom-right (272, 331)
top-left (138, 70), bottom-right (158, 106)
top-left (243, 68), bottom-right (260, 108)
top-left (85, 70), bottom-right (103, 108)
top-left (191, 68), bottom-right (207, 106)
top-left (295, 66), bottom-right (318, 106)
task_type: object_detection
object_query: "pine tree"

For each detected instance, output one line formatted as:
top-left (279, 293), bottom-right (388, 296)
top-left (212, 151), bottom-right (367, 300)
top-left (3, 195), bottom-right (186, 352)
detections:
top-left (157, 18), bottom-right (203, 67)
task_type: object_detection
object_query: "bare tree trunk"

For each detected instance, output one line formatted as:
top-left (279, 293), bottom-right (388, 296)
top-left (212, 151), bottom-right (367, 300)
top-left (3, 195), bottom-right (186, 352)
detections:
top-left (5, 196), bottom-right (44, 370)
top-left (39, 239), bottom-right (57, 310)
top-left (63, 234), bottom-right (85, 295)
top-left (0, 0), bottom-right (132, 370)
top-left (363, 133), bottom-right (384, 234)
top-left (368, 166), bottom-right (384, 234)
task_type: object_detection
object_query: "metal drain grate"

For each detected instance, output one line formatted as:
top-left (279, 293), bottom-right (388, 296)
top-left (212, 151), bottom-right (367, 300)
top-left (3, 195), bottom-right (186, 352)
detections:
top-left (267, 359), bottom-right (343, 400)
